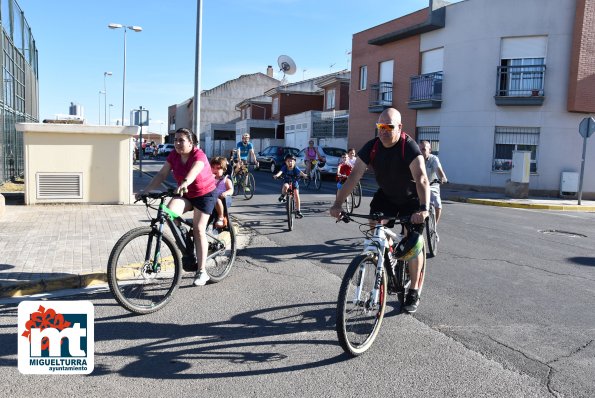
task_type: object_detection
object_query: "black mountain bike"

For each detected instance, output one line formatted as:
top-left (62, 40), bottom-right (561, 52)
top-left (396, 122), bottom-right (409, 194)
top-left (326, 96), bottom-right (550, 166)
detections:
top-left (107, 189), bottom-right (236, 314)
top-left (275, 174), bottom-right (303, 231)
top-left (336, 212), bottom-right (426, 356)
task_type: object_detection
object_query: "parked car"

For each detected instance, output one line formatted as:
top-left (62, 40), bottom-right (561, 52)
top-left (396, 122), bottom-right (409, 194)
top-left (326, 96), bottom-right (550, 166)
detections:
top-left (160, 143), bottom-right (175, 156)
top-left (296, 146), bottom-right (346, 175)
top-left (256, 146), bottom-right (300, 173)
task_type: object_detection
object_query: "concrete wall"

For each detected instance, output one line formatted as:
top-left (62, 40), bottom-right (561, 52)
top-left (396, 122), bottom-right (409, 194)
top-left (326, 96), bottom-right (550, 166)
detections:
top-left (17, 124), bottom-right (139, 204)
top-left (417, 0), bottom-right (594, 193)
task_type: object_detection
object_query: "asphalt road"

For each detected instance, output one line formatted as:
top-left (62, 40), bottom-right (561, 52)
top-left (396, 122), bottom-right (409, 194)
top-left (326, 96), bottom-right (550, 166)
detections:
top-left (0, 164), bottom-right (593, 397)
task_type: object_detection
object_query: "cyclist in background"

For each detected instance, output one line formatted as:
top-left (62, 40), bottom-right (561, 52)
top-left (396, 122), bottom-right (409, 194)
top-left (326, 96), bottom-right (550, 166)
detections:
top-left (347, 148), bottom-right (357, 167)
top-left (234, 133), bottom-right (259, 175)
top-left (273, 153), bottom-right (308, 219)
top-left (336, 152), bottom-right (352, 190)
top-left (419, 140), bottom-right (448, 225)
top-left (304, 139), bottom-right (325, 175)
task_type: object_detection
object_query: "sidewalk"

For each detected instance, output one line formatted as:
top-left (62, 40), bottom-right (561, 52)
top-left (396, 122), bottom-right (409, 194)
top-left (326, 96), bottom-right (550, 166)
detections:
top-left (1, 167), bottom-right (594, 299)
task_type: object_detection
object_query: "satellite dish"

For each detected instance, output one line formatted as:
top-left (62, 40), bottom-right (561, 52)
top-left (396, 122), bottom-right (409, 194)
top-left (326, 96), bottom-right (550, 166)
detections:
top-left (278, 55), bottom-right (296, 76)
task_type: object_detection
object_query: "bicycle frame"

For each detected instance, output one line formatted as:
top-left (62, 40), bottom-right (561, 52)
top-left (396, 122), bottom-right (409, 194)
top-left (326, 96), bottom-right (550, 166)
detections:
top-left (358, 222), bottom-right (399, 306)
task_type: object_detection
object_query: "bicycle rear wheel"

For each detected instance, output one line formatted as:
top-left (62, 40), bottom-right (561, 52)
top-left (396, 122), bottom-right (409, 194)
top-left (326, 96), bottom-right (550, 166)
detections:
top-left (337, 254), bottom-right (387, 356)
top-left (343, 192), bottom-right (354, 213)
top-left (205, 221), bottom-right (237, 282)
top-left (107, 226), bottom-right (181, 314)
top-left (353, 182), bottom-right (362, 208)
top-left (313, 168), bottom-right (321, 190)
top-left (243, 172), bottom-right (255, 200)
top-left (425, 206), bottom-right (438, 258)
top-left (287, 195), bottom-right (295, 231)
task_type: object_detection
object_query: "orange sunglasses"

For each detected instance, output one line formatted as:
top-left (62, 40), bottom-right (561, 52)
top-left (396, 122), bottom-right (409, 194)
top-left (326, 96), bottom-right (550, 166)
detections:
top-left (376, 123), bottom-right (395, 131)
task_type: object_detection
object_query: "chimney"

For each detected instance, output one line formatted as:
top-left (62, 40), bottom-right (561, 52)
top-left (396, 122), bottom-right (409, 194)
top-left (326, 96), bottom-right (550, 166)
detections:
top-left (266, 65), bottom-right (274, 77)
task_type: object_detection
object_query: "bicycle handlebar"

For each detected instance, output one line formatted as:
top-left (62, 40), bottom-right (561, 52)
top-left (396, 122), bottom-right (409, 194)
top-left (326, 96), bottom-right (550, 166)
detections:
top-left (337, 211), bottom-right (412, 225)
top-left (135, 188), bottom-right (178, 203)
top-left (430, 179), bottom-right (444, 185)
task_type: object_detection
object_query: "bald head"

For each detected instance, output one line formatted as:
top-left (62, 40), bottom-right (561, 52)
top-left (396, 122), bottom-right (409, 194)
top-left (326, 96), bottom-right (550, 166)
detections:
top-left (378, 108), bottom-right (402, 125)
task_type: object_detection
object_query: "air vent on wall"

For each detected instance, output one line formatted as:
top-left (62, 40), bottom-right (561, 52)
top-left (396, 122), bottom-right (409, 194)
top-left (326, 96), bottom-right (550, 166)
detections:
top-left (36, 173), bottom-right (83, 199)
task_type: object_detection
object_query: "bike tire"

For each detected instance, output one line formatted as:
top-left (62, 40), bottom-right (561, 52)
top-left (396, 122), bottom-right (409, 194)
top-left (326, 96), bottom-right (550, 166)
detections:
top-left (287, 195), bottom-right (294, 231)
top-left (337, 254), bottom-right (387, 356)
top-left (425, 206), bottom-right (438, 258)
top-left (394, 259), bottom-right (411, 308)
top-left (353, 182), bottom-right (362, 208)
top-left (304, 171), bottom-right (312, 188)
top-left (107, 226), bottom-right (181, 315)
top-left (205, 221), bottom-right (237, 282)
top-left (314, 168), bottom-right (321, 190)
top-left (343, 192), bottom-right (354, 213)
top-left (243, 172), bottom-right (255, 200)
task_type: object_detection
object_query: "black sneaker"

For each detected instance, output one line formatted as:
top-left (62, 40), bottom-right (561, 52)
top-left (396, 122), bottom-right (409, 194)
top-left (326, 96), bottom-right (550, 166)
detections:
top-left (295, 211), bottom-right (304, 219)
top-left (402, 289), bottom-right (420, 313)
top-left (278, 194), bottom-right (286, 203)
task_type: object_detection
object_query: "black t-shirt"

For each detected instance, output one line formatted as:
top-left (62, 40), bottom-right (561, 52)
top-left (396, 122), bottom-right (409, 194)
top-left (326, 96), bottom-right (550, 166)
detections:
top-left (358, 134), bottom-right (422, 204)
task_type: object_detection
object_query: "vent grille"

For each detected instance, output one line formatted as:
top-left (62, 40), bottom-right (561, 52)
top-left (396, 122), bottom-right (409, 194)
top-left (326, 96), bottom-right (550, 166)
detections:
top-left (36, 173), bottom-right (83, 199)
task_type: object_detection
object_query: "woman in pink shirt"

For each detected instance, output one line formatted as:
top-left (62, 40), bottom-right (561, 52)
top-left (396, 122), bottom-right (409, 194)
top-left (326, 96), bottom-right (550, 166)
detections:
top-left (137, 128), bottom-right (217, 287)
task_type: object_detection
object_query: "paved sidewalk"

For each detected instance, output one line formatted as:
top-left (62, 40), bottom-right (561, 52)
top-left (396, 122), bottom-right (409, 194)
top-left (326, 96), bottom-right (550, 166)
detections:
top-left (1, 166), bottom-right (594, 298)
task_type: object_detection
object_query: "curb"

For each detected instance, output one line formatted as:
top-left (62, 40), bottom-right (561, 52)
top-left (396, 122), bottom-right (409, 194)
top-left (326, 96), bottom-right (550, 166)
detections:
top-left (448, 196), bottom-right (595, 212)
top-left (0, 222), bottom-right (244, 299)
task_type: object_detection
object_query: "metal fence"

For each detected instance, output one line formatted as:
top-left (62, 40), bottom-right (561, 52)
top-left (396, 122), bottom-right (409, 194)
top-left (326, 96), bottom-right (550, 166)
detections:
top-left (0, 0), bottom-right (39, 183)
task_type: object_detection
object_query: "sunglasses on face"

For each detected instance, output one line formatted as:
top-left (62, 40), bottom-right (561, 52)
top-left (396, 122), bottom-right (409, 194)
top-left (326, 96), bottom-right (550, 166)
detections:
top-left (376, 123), bottom-right (395, 132)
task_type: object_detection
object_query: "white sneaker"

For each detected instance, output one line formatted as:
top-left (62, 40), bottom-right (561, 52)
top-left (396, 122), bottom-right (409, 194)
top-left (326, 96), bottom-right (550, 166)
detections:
top-left (193, 271), bottom-right (210, 286)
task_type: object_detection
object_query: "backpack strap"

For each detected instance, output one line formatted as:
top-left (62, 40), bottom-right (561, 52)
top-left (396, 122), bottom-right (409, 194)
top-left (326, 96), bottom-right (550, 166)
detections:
top-left (369, 131), bottom-right (408, 166)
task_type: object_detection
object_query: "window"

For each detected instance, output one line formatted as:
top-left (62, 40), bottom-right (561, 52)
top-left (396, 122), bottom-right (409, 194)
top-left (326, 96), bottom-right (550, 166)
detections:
top-left (498, 36), bottom-right (547, 96)
top-left (493, 127), bottom-right (539, 172)
top-left (359, 66), bottom-right (367, 90)
top-left (326, 89), bottom-right (335, 110)
top-left (416, 127), bottom-right (440, 155)
top-left (272, 97), bottom-right (279, 115)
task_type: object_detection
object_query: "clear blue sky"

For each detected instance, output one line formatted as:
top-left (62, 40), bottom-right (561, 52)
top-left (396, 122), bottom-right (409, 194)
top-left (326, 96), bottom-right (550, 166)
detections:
top-left (18, 0), bottom-right (430, 134)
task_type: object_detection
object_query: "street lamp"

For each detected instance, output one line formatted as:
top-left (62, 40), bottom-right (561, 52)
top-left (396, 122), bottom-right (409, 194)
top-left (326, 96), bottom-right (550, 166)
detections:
top-left (103, 72), bottom-right (112, 125)
top-left (98, 90), bottom-right (105, 124)
top-left (108, 23), bottom-right (142, 127)
top-left (108, 103), bottom-right (114, 125)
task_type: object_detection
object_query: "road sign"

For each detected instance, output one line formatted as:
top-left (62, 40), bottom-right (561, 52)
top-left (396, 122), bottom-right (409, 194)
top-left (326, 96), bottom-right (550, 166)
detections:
top-left (579, 116), bottom-right (595, 138)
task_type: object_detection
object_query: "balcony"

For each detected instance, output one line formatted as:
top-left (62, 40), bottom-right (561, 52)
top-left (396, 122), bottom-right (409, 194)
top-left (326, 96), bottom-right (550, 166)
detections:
top-left (368, 82), bottom-right (393, 113)
top-left (408, 72), bottom-right (443, 109)
top-left (495, 64), bottom-right (546, 106)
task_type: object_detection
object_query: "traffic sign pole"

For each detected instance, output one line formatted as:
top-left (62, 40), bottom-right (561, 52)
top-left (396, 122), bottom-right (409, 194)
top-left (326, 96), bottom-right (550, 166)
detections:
top-left (577, 116), bottom-right (594, 205)
top-left (578, 135), bottom-right (587, 205)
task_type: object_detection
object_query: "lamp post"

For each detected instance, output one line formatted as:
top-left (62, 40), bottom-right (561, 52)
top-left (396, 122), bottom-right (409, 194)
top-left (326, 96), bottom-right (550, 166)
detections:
top-left (108, 23), bottom-right (142, 127)
top-left (108, 103), bottom-right (114, 125)
top-left (103, 72), bottom-right (112, 125)
top-left (98, 90), bottom-right (105, 124)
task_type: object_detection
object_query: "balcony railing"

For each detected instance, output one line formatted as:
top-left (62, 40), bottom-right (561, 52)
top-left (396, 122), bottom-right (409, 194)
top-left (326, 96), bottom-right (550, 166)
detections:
top-left (408, 71), bottom-right (443, 109)
top-left (312, 118), bottom-right (348, 138)
top-left (368, 82), bottom-right (393, 113)
top-left (495, 64), bottom-right (546, 106)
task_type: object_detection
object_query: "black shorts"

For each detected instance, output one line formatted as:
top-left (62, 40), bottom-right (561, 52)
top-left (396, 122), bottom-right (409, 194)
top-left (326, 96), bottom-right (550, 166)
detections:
top-left (369, 189), bottom-right (419, 218)
top-left (187, 189), bottom-right (217, 215)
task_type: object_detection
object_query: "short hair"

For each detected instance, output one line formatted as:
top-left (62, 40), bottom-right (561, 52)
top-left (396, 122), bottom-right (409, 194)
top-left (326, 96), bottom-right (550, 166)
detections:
top-left (420, 140), bottom-right (431, 149)
top-left (348, 148), bottom-right (355, 153)
top-left (210, 156), bottom-right (228, 172)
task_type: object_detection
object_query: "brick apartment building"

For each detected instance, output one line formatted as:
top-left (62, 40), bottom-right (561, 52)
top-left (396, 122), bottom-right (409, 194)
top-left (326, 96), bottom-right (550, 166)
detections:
top-left (349, 0), bottom-right (595, 196)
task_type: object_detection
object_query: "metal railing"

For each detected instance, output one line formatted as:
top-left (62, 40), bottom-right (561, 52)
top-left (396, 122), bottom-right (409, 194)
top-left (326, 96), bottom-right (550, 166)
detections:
top-left (409, 71), bottom-right (443, 101)
top-left (496, 64), bottom-right (546, 97)
top-left (369, 82), bottom-right (393, 108)
top-left (312, 118), bottom-right (348, 138)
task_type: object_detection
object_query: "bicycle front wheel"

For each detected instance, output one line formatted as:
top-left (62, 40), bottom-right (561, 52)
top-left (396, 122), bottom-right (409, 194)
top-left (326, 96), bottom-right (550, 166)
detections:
top-left (107, 226), bottom-right (181, 314)
top-left (313, 168), bottom-right (321, 190)
top-left (243, 172), bottom-right (255, 200)
top-left (425, 206), bottom-right (438, 258)
top-left (353, 182), bottom-right (362, 208)
top-left (337, 254), bottom-right (387, 356)
top-left (287, 195), bottom-right (295, 231)
top-left (206, 221), bottom-right (237, 282)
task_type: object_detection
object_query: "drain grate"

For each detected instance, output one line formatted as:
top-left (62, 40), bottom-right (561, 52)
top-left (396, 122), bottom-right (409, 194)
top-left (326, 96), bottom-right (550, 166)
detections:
top-left (539, 229), bottom-right (587, 238)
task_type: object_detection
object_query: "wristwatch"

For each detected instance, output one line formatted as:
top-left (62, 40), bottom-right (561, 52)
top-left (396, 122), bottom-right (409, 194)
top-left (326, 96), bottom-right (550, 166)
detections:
top-left (419, 204), bottom-right (428, 212)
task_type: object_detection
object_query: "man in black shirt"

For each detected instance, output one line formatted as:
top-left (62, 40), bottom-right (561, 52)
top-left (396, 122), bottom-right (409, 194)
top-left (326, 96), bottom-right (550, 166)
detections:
top-left (330, 107), bottom-right (430, 313)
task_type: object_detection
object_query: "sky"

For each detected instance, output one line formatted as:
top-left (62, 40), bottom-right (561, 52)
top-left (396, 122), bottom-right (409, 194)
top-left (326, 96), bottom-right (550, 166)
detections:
top-left (18, 0), bottom-right (431, 134)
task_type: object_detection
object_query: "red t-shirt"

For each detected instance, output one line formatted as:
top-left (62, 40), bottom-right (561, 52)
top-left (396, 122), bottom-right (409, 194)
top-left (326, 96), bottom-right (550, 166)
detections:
top-left (167, 147), bottom-right (216, 198)
top-left (337, 163), bottom-right (352, 182)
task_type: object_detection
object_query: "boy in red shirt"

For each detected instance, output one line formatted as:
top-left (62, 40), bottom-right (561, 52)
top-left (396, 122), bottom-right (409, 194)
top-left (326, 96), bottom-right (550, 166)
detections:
top-left (336, 152), bottom-right (352, 190)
